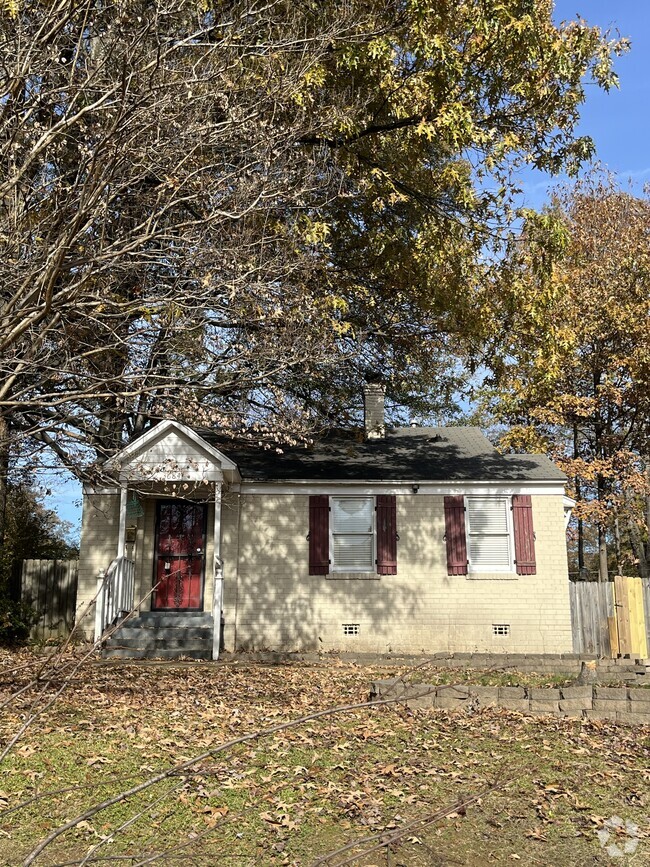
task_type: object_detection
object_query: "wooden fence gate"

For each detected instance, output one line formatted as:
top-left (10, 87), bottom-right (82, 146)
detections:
top-left (569, 579), bottom-right (613, 657)
top-left (613, 575), bottom-right (648, 659)
top-left (21, 559), bottom-right (78, 642)
top-left (569, 576), bottom-right (649, 658)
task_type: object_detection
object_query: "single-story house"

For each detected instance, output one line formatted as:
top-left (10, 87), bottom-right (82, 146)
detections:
top-left (76, 385), bottom-right (575, 658)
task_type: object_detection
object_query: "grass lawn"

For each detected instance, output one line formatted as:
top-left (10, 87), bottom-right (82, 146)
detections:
top-left (0, 654), bottom-right (649, 866)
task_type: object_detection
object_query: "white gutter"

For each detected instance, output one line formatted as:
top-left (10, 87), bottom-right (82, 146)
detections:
top-left (232, 479), bottom-right (567, 497)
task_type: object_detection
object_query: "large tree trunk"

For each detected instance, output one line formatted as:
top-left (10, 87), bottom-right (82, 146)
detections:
top-left (573, 423), bottom-right (586, 577)
top-left (0, 414), bottom-right (8, 555)
top-left (593, 368), bottom-right (609, 583)
top-left (598, 525), bottom-right (609, 583)
top-left (577, 495), bottom-right (586, 577)
top-left (613, 513), bottom-right (622, 575)
top-left (646, 459), bottom-right (650, 565)
top-left (627, 515), bottom-right (650, 581)
top-left (625, 486), bottom-right (650, 581)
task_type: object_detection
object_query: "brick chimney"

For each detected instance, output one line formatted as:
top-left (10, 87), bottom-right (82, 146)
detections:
top-left (363, 383), bottom-right (385, 439)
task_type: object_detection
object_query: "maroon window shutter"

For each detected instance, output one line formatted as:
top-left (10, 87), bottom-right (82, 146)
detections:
top-left (512, 494), bottom-right (536, 575)
top-left (309, 495), bottom-right (329, 575)
top-left (444, 495), bottom-right (468, 575)
top-left (376, 495), bottom-right (397, 575)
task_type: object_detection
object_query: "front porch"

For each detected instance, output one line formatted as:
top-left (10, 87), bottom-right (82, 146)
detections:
top-left (102, 610), bottom-right (216, 659)
top-left (85, 421), bottom-right (239, 660)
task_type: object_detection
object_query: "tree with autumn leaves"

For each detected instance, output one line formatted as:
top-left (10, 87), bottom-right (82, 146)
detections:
top-left (0, 0), bottom-right (623, 477)
top-left (486, 174), bottom-right (650, 581)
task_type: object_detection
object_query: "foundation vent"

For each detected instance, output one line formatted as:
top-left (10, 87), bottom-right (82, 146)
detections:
top-left (342, 623), bottom-right (360, 636)
top-left (492, 623), bottom-right (510, 636)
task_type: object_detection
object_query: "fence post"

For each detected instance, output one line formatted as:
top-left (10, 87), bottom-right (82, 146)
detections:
top-left (641, 577), bottom-right (650, 655)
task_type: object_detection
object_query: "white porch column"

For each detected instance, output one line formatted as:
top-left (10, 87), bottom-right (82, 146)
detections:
top-left (212, 481), bottom-right (223, 660)
top-left (117, 482), bottom-right (127, 559)
top-left (94, 568), bottom-right (106, 644)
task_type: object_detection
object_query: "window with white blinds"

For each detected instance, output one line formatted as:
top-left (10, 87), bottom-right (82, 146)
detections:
top-left (466, 497), bottom-right (512, 571)
top-left (331, 497), bottom-right (374, 572)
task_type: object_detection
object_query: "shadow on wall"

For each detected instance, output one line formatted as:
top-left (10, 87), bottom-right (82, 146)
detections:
top-left (231, 491), bottom-right (444, 653)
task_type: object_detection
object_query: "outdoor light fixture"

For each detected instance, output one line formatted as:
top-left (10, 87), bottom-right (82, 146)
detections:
top-left (412, 484), bottom-right (420, 494)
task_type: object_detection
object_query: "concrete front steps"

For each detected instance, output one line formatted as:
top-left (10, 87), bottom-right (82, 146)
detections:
top-left (102, 611), bottom-right (214, 660)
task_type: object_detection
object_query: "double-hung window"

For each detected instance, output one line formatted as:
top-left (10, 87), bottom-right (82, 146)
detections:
top-left (465, 497), bottom-right (513, 572)
top-left (330, 497), bottom-right (374, 572)
top-left (444, 494), bottom-right (537, 577)
top-left (308, 495), bottom-right (397, 576)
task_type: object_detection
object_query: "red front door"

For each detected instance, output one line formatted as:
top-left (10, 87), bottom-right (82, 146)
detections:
top-left (153, 501), bottom-right (206, 610)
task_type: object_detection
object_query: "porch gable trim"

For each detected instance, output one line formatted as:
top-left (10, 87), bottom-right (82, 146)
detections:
top-left (107, 420), bottom-right (239, 478)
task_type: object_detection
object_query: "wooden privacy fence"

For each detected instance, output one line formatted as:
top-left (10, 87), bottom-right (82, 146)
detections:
top-left (569, 579), bottom-right (613, 657)
top-left (569, 576), bottom-right (649, 658)
top-left (613, 575), bottom-right (648, 659)
top-left (21, 559), bottom-right (78, 642)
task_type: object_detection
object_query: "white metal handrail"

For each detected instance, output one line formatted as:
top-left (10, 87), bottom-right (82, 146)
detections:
top-left (94, 556), bottom-right (135, 643)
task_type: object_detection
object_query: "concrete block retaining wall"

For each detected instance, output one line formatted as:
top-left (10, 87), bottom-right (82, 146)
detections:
top-left (417, 653), bottom-right (650, 683)
top-left (370, 678), bottom-right (650, 725)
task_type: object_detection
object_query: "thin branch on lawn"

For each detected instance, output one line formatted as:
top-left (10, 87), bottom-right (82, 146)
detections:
top-left (1, 756), bottom-right (255, 821)
top-left (22, 692), bottom-right (426, 866)
top-left (311, 779), bottom-right (512, 866)
top-left (76, 786), bottom-right (184, 867)
top-left (0, 593), bottom-right (99, 716)
top-left (48, 820), bottom-right (220, 867)
top-left (125, 821), bottom-right (229, 867)
top-left (0, 776), bottom-right (133, 820)
top-left (0, 580), bottom-right (159, 762)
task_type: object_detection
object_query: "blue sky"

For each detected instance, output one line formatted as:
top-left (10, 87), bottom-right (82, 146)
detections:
top-left (521, 0), bottom-right (650, 207)
top-left (45, 1), bottom-right (649, 542)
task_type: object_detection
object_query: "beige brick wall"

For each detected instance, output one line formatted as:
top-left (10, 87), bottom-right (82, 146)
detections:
top-left (77, 489), bottom-right (572, 654)
top-left (221, 492), bottom-right (241, 649)
top-left (228, 493), bottom-right (573, 654)
top-left (76, 491), bottom-right (120, 638)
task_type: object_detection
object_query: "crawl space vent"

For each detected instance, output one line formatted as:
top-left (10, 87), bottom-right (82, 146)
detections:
top-left (342, 623), bottom-right (360, 636)
top-left (492, 623), bottom-right (510, 637)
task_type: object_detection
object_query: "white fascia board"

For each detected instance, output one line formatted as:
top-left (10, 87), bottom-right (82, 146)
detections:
top-left (83, 484), bottom-right (120, 495)
top-left (563, 495), bottom-right (577, 528)
top-left (108, 419), bottom-right (239, 475)
top-left (233, 479), bottom-right (566, 496)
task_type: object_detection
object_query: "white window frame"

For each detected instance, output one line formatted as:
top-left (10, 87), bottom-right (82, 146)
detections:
top-left (465, 496), bottom-right (514, 573)
top-left (330, 496), bottom-right (376, 573)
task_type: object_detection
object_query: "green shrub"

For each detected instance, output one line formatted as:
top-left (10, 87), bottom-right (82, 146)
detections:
top-left (0, 598), bottom-right (37, 645)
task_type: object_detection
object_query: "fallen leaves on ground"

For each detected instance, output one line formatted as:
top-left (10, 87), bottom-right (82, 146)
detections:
top-left (0, 651), bottom-right (648, 865)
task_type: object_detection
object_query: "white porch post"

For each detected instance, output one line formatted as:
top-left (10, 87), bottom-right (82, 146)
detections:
top-left (94, 568), bottom-right (106, 644)
top-left (212, 481), bottom-right (223, 661)
top-left (117, 482), bottom-right (128, 559)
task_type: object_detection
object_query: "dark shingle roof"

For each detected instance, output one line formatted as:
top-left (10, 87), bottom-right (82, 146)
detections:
top-left (208, 427), bottom-right (566, 483)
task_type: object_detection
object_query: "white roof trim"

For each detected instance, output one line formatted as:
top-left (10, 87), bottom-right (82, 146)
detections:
top-left (83, 485), bottom-right (120, 495)
top-left (234, 480), bottom-right (567, 496)
top-left (108, 420), bottom-right (237, 472)
top-left (563, 495), bottom-right (576, 528)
